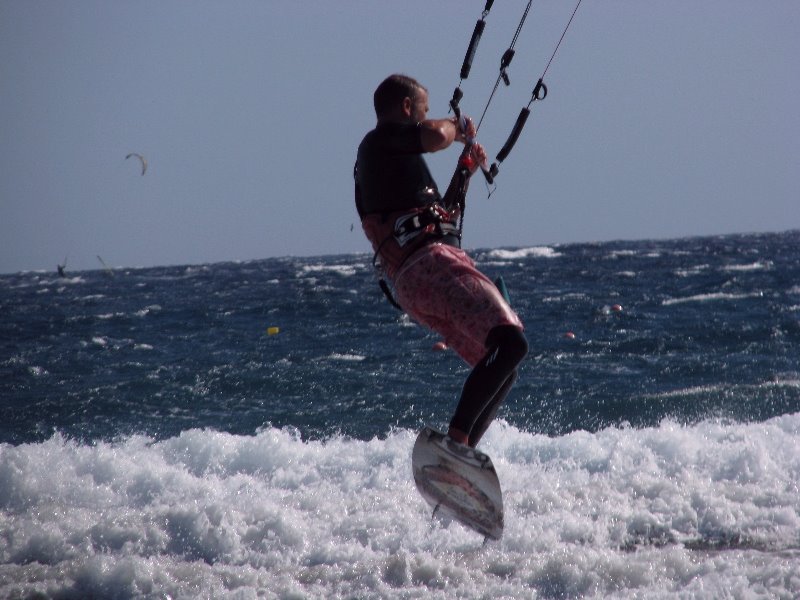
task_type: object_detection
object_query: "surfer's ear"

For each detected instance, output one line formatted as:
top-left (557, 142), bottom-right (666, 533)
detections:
top-left (401, 97), bottom-right (414, 118)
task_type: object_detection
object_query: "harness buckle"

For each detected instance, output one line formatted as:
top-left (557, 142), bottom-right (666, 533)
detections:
top-left (393, 205), bottom-right (457, 247)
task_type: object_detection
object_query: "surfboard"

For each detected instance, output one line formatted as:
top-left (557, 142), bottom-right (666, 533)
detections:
top-left (411, 427), bottom-right (504, 540)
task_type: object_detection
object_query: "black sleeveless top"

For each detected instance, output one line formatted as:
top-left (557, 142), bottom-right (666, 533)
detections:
top-left (355, 122), bottom-right (440, 218)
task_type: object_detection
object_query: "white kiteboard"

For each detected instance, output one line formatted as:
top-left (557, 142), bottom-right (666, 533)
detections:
top-left (412, 426), bottom-right (503, 540)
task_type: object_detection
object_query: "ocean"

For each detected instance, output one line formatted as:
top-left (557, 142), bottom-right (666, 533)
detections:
top-left (2, 230), bottom-right (799, 599)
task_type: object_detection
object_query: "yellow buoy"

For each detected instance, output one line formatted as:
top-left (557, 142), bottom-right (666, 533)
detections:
top-left (267, 326), bottom-right (280, 336)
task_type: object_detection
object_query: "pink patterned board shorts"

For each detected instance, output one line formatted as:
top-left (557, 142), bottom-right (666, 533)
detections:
top-left (393, 243), bottom-right (523, 367)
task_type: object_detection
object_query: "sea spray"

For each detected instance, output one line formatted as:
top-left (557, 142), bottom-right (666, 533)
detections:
top-left (1, 417), bottom-right (798, 598)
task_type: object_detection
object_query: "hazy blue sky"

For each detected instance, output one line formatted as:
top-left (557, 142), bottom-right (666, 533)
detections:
top-left (2, 1), bottom-right (797, 274)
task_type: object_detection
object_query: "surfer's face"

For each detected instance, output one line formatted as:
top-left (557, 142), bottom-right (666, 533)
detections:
top-left (404, 88), bottom-right (429, 123)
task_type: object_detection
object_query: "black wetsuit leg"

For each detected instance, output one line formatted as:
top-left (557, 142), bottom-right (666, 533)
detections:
top-left (468, 370), bottom-right (517, 448)
top-left (449, 325), bottom-right (528, 447)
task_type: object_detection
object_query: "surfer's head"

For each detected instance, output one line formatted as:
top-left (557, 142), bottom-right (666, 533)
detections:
top-left (374, 74), bottom-right (428, 123)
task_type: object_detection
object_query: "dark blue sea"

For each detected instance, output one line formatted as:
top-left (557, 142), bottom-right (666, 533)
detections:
top-left (2, 231), bottom-right (799, 598)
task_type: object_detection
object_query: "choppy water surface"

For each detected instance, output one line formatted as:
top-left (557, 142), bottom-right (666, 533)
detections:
top-left (2, 231), bottom-right (799, 598)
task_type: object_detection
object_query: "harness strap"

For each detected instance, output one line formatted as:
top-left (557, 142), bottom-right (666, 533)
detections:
top-left (393, 205), bottom-right (460, 247)
top-left (379, 278), bottom-right (404, 311)
top-left (369, 203), bottom-right (460, 311)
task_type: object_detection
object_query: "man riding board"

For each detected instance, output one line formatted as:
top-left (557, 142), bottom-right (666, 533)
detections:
top-left (355, 74), bottom-right (528, 448)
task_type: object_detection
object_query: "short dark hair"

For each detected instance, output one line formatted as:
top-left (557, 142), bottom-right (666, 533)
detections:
top-left (373, 74), bottom-right (425, 118)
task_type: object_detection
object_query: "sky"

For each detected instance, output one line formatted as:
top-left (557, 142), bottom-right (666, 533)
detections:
top-left (1, 1), bottom-right (798, 274)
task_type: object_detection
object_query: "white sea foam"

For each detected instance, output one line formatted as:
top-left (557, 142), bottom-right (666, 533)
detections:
top-left (486, 247), bottom-right (561, 260)
top-left (97, 312), bottom-right (125, 320)
top-left (1, 417), bottom-right (798, 599)
top-left (675, 264), bottom-right (710, 277)
top-left (325, 353), bottom-right (366, 362)
top-left (134, 305), bottom-right (162, 318)
top-left (645, 378), bottom-right (800, 400)
top-left (662, 291), bottom-right (764, 306)
top-left (300, 264), bottom-right (359, 277)
top-left (543, 292), bottom-right (589, 303)
top-left (721, 261), bottom-right (772, 272)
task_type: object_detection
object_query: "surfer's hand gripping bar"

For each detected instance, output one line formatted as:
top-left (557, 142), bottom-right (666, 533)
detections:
top-left (454, 111), bottom-right (495, 185)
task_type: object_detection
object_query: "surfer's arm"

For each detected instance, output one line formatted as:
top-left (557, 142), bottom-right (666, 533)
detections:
top-left (420, 118), bottom-right (466, 152)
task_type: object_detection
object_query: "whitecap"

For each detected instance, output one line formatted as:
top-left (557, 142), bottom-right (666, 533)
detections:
top-left (486, 247), bottom-right (561, 260)
top-left (675, 265), bottom-right (710, 277)
top-left (300, 264), bottom-right (358, 276)
top-left (134, 305), bottom-right (162, 318)
top-left (721, 261), bottom-right (772, 272)
top-left (608, 249), bottom-right (638, 259)
top-left (325, 353), bottom-right (366, 362)
top-left (543, 292), bottom-right (589, 303)
top-left (1, 419), bottom-right (798, 598)
top-left (662, 291), bottom-right (763, 306)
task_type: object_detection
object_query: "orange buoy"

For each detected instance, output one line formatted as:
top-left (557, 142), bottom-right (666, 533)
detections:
top-left (432, 341), bottom-right (448, 351)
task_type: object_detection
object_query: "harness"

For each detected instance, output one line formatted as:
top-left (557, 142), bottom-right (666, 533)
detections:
top-left (366, 203), bottom-right (460, 271)
top-left (391, 204), bottom-right (460, 249)
top-left (360, 201), bottom-right (461, 311)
